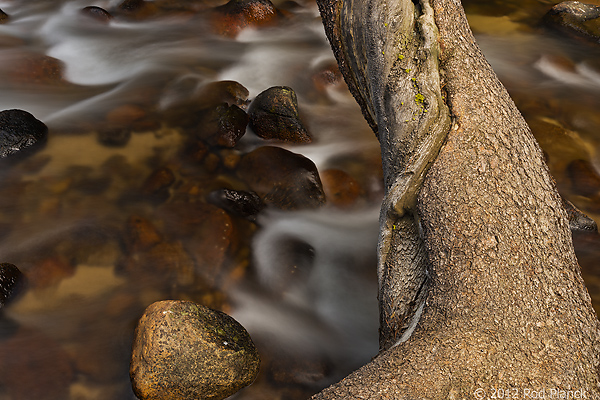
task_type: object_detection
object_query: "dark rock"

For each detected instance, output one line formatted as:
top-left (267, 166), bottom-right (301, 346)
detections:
top-left (80, 6), bottom-right (113, 22)
top-left (207, 188), bottom-right (265, 220)
top-left (130, 300), bottom-right (260, 400)
top-left (196, 81), bottom-right (250, 110)
top-left (238, 146), bottom-right (325, 210)
top-left (211, 0), bottom-right (279, 38)
top-left (567, 158), bottom-right (600, 197)
top-left (162, 80), bottom-right (250, 147)
top-left (115, 0), bottom-right (159, 19)
top-left (199, 103), bottom-right (248, 147)
top-left (543, 1), bottom-right (600, 43)
top-left (320, 168), bottom-right (363, 208)
top-left (248, 86), bottom-right (312, 143)
top-left (119, 0), bottom-right (146, 12)
top-left (0, 109), bottom-right (48, 159)
top-left (0, 263), bottom-right (24, 307)
top-left (97, 126), bottom-right (131, 147)
top-left (563, 199), bottom-right (598, 233)
top-left (0, 8), bottom-right (9, 23)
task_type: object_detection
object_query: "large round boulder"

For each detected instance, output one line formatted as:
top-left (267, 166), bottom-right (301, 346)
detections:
top-left (130, 300), bottom-right (260, 400)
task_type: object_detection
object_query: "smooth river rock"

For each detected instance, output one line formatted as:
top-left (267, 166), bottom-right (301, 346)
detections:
top-left (130, 300), bottom-right (260, 400)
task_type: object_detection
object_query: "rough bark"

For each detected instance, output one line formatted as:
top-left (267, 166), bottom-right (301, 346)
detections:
top-left (312, 0), bottom-right (600, 397)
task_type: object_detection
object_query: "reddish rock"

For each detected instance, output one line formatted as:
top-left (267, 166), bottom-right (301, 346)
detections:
top-left (158, 203), bottom-right (234, 285)
top-left (238, 146), bottom-right (325, 210)
top-left (320, 168), bottom-right (363, 208)
top-left (248, 86), bottom-right (312, 144)
top-left (10, 54), bottom-right (66, 85)
top-left (26, 255), bottom-right (76, 290)
top-left (211, 0), bottom-right (279, 38)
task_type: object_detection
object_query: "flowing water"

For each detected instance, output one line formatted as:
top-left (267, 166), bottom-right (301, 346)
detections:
top-left (0, 0), bottom-right (598, 399)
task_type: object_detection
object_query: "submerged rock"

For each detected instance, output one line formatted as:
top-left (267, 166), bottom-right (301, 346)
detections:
top-left (130, 300), bottom-right (260, 400)
top-left (238, 146), bottom-right (326, 210)
top-left (248, 86), bottom-right (312, 143)
top-left (207, 188), bottom-right (265, 220)
top-left (320, 168), bottom-right (363, 209)
top-left (0, 109), bottom-right (48, 159)
top-left (543, 1), bottom-right (600, 43)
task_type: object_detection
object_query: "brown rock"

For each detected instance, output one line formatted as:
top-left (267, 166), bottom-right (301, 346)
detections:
top-left (320, 168), bottom-right (363, 208)
top-left (130, 300), bottom-right (260, 400)
top-left (211, 0), bottom-right (279, 38)
top-left (238, 146), bottom-right (325, 210)
top-left (248, 86), bottom-right (312, 143)
top-left (158, 203), bottom-right (234, 285)
top-left (0, 8), bottom-right (9, 23)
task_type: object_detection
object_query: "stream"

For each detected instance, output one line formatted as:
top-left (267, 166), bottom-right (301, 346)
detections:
top-left (0, 0), bottom-right (598, 399)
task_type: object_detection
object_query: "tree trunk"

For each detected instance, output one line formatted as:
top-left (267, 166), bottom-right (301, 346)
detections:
top-left (312, 0), bottom-right (600, 397)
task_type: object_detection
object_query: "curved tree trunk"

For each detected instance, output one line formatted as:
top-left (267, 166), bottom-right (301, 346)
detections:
top-left (312, 0), bottom-right (600, 397)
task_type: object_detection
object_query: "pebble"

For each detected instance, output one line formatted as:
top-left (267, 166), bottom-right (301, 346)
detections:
top-left (130, 300), bottom-right (260, 400)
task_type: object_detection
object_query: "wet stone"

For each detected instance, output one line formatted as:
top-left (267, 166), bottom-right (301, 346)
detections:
top-left (207, 188), bottom-right (265, 220)
top-left (199, 103), bottom-right (248, 148)
top-left (0, 263), bottom-right (24, 307)
top-left (0, 8), bottom-right (9, 23)
top-left (248, 86), bottom-right (312, 144)
top-left (543, 1), bottom-right (600, 43)
top-left (238, 146), bottom-right (325, 210)
top-left (211, 0), bottom-right (279, 38)
top-left (130, 300), bottom-right (260, 400)
top-left (563, 199), bottom-right (598, 233)
top-left (80, 6), bottom-right (113, 23)
top-left (0, 109), bottom-right (48, 159)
